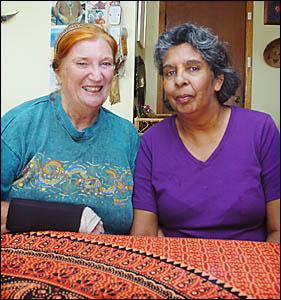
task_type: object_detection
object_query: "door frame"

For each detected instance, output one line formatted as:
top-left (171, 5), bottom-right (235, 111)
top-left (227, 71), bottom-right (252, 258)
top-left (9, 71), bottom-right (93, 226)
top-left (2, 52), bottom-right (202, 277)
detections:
top-left (157, 1), bottom-right (253, 113)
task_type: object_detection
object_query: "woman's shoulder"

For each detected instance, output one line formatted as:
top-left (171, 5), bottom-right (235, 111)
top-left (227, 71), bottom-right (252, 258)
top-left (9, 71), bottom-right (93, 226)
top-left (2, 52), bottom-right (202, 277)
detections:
top-left (101, 107), bottom-right (138, 131)
top-left (1, 94), bottom-right (51, 134)
top-left (230, 106), bottom-right (279, 142)
top-left (232, 106), bottom-right (272, 121)
top-left (231, 106), bottom-right (277, 129)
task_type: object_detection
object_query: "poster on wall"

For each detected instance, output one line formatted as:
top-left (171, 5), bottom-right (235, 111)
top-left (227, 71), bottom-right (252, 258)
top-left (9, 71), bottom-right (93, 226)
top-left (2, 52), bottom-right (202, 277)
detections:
top-left (49, 1), bottom-right (122, 89)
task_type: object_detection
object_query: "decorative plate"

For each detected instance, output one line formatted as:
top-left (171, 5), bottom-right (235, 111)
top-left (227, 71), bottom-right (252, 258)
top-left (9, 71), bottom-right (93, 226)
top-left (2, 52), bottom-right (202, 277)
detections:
top-left (263, 38), bottom-right (280, 68)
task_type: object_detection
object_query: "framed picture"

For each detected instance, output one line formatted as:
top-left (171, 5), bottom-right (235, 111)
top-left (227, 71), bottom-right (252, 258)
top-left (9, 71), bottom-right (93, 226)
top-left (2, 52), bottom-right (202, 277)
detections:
top-left (264, 1), bottom-right (280, 25)
top-left (137, 1), bottom-right (147, 48)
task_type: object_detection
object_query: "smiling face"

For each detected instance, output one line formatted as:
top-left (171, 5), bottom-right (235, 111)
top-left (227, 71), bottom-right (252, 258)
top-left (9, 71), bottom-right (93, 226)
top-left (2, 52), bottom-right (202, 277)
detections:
top-left (56, 38), bottom-right (115, 111)
top-left (163, 43), bottom-right (224, 115)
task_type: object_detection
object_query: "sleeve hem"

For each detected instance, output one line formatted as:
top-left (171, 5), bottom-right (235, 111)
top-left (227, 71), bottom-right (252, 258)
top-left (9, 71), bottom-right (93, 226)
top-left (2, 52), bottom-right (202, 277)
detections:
top-left (133, 205), bottom-right (158, 214)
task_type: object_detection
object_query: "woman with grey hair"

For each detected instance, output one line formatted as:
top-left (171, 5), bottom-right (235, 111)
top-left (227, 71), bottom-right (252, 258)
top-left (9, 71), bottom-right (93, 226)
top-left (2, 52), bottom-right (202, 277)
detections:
top-left (131, 23), bottom-right (280, 242)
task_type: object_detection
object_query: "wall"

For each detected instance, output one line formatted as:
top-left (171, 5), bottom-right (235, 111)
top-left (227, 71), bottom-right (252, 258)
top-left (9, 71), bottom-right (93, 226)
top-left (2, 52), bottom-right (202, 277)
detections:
top-left (251, 1), bottom-right (280, 128)
top-left (1, 1), bottom-right (137, 122)
top-left (1, 2), bottom-right (50, 114)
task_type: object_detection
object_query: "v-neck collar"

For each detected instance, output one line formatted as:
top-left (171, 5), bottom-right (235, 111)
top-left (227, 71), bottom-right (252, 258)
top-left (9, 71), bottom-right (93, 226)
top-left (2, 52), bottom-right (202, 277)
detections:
top-left (50, 91), bottom-right (104, 142)
top-left (172, 106), bottom-right (234, 166)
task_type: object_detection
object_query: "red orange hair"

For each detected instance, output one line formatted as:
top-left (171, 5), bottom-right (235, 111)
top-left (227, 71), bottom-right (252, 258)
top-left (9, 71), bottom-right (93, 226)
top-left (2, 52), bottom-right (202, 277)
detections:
top-left (52, 23), bottom-right (118, 71)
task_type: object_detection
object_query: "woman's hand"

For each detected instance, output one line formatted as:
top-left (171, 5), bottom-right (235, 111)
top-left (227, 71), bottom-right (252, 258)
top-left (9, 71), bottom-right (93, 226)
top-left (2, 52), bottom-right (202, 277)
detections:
top-left (157, 227), bottom-right (165, 237)
top-left (91, 220), bottom-right (105, 234)
top-left (266, 199), bottom-right (280, 243)
top-left (79, 207), bottom-right (103, 234)
top-left (1, 201), bottom-right (10, 234)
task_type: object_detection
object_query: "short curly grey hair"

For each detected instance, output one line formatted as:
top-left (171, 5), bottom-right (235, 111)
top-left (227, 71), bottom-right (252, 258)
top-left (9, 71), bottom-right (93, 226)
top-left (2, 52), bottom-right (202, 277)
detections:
top-left (154, 23), bottom-right (241, 105)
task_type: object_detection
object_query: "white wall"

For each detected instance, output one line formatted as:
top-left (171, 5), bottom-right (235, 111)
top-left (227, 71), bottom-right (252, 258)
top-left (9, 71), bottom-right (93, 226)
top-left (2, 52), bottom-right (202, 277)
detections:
top-left (1, 1), bottom-right (137, 122)
top-left (1, 2), bottom-right (51, 113)
top-left (252, 1), bottom-right (280, 128)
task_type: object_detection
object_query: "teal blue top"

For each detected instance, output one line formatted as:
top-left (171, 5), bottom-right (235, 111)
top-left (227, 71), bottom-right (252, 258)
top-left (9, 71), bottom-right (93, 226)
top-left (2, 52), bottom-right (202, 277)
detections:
top-left (1, 91), bottom-right (140, 234)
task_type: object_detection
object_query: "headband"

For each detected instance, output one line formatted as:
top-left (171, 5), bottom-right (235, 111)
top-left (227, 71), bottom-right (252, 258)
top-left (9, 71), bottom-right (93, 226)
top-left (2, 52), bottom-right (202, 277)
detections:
top-left (54, 22), bottom-right (107, 55)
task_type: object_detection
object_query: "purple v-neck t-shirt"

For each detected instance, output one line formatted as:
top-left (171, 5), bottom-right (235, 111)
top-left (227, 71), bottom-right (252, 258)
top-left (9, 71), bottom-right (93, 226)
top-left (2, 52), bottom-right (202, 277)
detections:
top-left (133, 106), bottom-right (280, 241)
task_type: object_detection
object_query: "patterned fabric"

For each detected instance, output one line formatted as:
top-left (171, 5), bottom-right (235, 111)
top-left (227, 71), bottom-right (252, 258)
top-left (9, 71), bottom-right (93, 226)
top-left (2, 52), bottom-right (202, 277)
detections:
top-left (1, 91), bottom-right (140, 234)
top-left (1, 232), bottom-right (280, 299)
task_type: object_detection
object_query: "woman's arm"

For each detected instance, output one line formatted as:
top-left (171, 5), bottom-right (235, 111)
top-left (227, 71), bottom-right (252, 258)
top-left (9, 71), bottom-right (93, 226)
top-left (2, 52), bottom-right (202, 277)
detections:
top-left (1, 198), bottom-right (103, 235)
top-left (130, 209), bottom-right (158, 236)
top-left (1, 201), bottom-right (10, 234)
top-left (266, 199), bottom-right (280, 243)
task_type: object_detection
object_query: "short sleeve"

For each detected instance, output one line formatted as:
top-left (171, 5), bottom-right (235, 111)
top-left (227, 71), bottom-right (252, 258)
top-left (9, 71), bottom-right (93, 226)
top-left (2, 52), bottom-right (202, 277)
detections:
top-left (129, 127), bottom-right (140, 174)
top-left (259, 116), bottom-right (280, 201)
top-left (133, 136), bottom-right (157, 213)
top-left (1, 138), bottom-right (21, 200)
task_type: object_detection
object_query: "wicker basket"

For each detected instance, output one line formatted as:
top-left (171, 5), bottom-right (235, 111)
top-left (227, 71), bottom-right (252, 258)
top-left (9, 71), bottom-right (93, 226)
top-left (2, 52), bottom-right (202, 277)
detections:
top-left (134, 114), bottom-right (172, 136)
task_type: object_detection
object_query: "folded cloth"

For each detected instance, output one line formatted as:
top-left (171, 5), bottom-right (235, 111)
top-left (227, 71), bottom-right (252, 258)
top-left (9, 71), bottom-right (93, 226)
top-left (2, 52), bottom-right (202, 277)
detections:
top-left (6, 198), bottom-right (87, 233)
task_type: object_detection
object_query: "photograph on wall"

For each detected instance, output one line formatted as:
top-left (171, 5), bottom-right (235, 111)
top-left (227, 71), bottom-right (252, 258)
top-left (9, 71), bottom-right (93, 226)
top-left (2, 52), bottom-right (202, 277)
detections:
top-left (51, 1), bottom-right (86, 25)
top-left (89, 1), bottom-right (107, 9)
top-left (87, 1), bottom-right (110, 25)
top-left (88, 8), bottom-right (106, 24)
top-left (49, 26), bottom-right (66, 89)
top-left (50, 26), bottom-right (65, 48)
top-left (49, 54), bottom-right (58, 90)
top-left (264, 0), bottom-right (280, 25)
